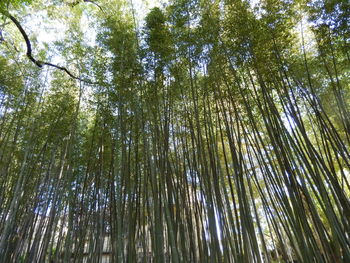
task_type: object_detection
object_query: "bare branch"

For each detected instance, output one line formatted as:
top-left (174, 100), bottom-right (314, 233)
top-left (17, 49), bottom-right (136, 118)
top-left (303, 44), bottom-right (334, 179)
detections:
top-left (83, 0), bottom-right (104, 13)
top-left (1, 10), bottom-right (98, 85)
top-left (69, 0), bottom-right (105, 13)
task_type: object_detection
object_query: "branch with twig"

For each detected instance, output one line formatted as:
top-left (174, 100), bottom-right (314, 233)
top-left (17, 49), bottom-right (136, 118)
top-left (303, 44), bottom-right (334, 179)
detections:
top-left (1, 10), bottom-right (98, 85)
top-left (69, 0), bottom-right (105, 14)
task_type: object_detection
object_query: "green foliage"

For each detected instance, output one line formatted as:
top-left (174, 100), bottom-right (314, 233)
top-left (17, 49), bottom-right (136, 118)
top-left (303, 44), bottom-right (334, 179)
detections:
top-left (0, 0), bottom-right (33, 10)
top-left (144, 7), bottom-right (173, 62)
top-left (0, 57), bottom-right (23, 98)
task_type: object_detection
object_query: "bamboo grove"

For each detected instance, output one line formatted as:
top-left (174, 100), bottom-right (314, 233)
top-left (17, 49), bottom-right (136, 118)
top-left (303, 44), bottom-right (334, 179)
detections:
top-left (0, 0), bottom-right (349, 262)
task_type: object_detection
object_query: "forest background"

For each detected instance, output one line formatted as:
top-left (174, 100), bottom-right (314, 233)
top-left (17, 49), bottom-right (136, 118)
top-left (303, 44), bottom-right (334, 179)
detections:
top-left (0, 0), bottom-right (349, 262)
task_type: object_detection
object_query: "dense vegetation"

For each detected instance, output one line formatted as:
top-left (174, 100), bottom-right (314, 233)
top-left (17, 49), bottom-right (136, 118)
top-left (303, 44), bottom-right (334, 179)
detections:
top-left (0, 0), bottom-right (349, 262)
